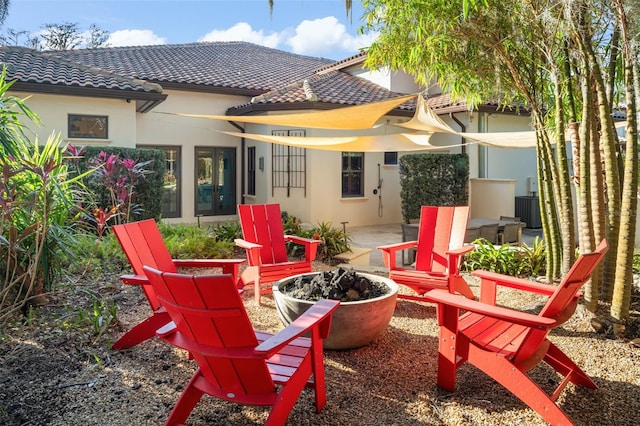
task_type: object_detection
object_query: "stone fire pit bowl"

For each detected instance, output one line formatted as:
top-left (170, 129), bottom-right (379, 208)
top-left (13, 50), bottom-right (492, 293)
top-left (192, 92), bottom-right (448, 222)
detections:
top-left (273, 271), bottom-right (398, 350)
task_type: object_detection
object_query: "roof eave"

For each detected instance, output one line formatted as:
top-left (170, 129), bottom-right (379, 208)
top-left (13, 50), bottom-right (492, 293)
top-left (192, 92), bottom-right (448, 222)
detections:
top-left (226, 101), bottom-right (415, 117)
top-left (10, 82), bottom-right (168, 112)
top-left (432, 104), bottom-right (532, 116)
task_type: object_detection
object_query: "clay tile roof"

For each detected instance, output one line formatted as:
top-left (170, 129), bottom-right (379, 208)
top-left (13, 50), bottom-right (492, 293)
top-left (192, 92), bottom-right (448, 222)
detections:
top-left (55, 41), bottom-right (334, 94)
top-left (227, 70), bottom-right (416, 115)
top-left (0, 46), bottom-right (162, 93)
top-left (315, 51), bottom-right (367, 74)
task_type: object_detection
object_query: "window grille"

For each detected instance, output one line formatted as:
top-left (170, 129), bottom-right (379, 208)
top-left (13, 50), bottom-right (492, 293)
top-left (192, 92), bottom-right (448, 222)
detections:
top-left (271, 130), bottom-right (306, 197)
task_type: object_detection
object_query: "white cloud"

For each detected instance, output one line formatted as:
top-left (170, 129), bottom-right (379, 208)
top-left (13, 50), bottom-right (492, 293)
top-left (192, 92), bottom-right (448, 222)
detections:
top-left (199, 22), bottom-right (280, 48)
top-left (107, 29), bottom-right (166, 47)
top-left (286, 16), bottom-right (375, 57)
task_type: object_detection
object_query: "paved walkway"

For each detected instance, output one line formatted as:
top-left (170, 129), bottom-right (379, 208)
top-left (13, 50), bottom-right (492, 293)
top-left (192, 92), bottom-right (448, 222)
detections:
top-left (339, 224), bottom-right (543, 272)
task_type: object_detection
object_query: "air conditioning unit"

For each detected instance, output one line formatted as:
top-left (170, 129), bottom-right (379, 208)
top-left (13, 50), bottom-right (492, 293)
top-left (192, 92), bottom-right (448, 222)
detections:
top-left (515, 196), bottom-right (542, 229)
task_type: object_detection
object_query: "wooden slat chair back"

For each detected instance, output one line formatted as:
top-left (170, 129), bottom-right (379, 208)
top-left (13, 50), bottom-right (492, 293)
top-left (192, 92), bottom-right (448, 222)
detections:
top-left (537, 241), bottom-right (608, 326)
top-left (414, 206), bottom-right (468, 273)
top-left (143, 266), bottom-right (339, 426)
top-left (113, 219), bottom-right (176, 311)
top-left (425, 240), bottom-right (608, 425)
top-left (235, 204), bottom-right (321, 305)
top-left (111, 219), bottom-right (243, 350)
top-left (378, 206), bottom-right (475, 301)
top-left (238, 203), bottom-right (289, 265)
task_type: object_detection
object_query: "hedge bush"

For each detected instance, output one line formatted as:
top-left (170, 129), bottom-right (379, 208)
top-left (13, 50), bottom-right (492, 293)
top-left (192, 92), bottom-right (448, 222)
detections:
top-left (399, 153), bottom-right (469, 222)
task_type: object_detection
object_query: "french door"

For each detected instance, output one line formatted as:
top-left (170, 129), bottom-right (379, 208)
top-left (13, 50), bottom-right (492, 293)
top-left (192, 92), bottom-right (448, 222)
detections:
top-left (195, 147), bottom-right (236, 216)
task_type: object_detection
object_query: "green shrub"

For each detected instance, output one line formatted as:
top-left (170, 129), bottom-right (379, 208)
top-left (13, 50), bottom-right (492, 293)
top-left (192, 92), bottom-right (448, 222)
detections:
top-left (516, 237), bottom-right (546, 277)
top-left (463, 237), bottom-right (546, 278)
top-left (280, 212), bottom-right (349, 261)
top-left (158, 222), bottom-right (235, 259)
top-left (210, 221), bottom-right (243, 242)
top-left (311, 222), bottom-right (351, 262)
top-left (64, 231), bottom-right (128, 279)
top-left (399, 153), bottom-right (469, 223)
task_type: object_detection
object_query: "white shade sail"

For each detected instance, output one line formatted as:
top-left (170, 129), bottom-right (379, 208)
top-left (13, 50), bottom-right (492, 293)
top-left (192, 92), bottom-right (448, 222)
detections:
top-left (220, 130), bottom-right (446, 152)
top-left (394, 95), bottom-right (458, 134)
top-left (176, 91), bottom-right (563, 150)
top-left (172, 94), bottom-right (417, 130)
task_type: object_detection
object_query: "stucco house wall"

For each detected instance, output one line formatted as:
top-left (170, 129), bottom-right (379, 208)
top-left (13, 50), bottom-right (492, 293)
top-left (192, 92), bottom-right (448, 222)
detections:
top-left (136, 90), bottom-right (249, 224)
top-left (16, 92), bottom-right (137, 148)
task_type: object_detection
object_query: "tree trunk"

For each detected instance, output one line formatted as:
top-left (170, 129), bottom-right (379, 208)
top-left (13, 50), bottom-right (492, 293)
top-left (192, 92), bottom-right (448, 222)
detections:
top-left (610, 2), bottom-right (638, 324)
top-left (553, 77), bottom-right (576, 275)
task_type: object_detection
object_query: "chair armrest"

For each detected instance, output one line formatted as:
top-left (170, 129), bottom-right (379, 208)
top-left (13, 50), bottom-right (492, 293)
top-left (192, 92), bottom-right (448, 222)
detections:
top-left (472, 269), bottom-right (556, 304)
top-left (285, 235), bottom-right (321, 246)
top-left (425, 290), bottom-right (556, 328)
top-left (120, 274), bottom-right (148, 285)
top-left (255, 299), bottom-right (340, 357)
top-left (173, 258), bottom-right (244, 268)
top-left (235, 238), bottom-right (263, 265)
top-left (173, 258), bottom-right (244, 281)
top-left (285, 235), bottom-right (322, 262)
top-left (377, 241), bottom-right (417, 269)
top-left (446, 245), bottom-right (475, 274)
top-left (234, 238), bottom-right (261, 250)
top-left (447, 245), bottom-right (475, 257)
top-left (377, 241), bottom-right (417, 253)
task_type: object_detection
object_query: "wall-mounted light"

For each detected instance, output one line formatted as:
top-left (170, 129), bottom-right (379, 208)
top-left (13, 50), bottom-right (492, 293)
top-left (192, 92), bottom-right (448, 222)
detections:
top-left (259, 156), bottom-right (264, 171)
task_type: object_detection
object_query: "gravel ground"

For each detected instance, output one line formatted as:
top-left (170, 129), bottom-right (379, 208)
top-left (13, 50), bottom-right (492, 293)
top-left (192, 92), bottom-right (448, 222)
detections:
top-left (1, 262), bottom-right (639, 425)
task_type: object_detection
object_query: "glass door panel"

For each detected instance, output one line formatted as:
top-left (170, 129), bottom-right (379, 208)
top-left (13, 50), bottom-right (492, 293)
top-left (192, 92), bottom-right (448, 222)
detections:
top-left (161, 147), bottom-right (180, 218)
top-left (195, 147), bottom-right (236, 216)
top-left (196, 149), bottom-right (214, 215)
top-left (214, 148), bottom-right (236, 215)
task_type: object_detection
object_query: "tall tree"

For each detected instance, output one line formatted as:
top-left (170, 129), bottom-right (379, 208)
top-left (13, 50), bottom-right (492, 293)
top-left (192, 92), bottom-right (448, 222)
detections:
top-left (86, 23), bottom-right (109, 48)
top-left (0, 0), bottom-right (9, 26)
top-left (360, 0), bottom-right (638, 331)
top-left (40, 22), bottom-right (83, 50)
top-left (4, 22), bottom-right (110, 50)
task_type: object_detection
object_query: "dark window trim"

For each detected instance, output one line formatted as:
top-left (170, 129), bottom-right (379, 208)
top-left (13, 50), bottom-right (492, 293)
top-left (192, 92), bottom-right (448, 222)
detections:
top-left (68, 114), bottom-right (108, 139)
top-left (341, 151), bottom-right (364, 197)
top-left (384, 151), bottom-right (398, 165)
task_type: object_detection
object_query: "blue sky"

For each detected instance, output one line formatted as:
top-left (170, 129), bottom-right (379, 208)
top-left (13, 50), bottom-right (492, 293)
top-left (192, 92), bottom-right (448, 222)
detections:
top-left (1, 0), bottom-right (375, 59)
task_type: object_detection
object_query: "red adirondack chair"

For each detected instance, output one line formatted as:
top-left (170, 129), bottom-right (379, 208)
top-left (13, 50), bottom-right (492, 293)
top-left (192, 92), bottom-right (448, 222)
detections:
top-left (235, 203), bottom-right (322, 305)
top-left (377, 206), bottom-right (475, 300)
top-left (143, 266), bottom-right (340, 426)
top-left (111, 219), bottom-right (244, 350)
top-left (425, 239), bottom-right (608, 426)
